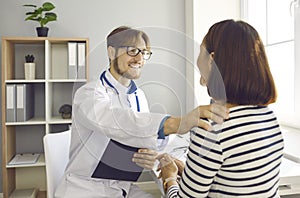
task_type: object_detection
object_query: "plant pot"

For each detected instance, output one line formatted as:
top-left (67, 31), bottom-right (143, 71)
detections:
top-left (24, 63), bottom-right (36, 80)
top-left (36, 27), bottom-right (49, 37)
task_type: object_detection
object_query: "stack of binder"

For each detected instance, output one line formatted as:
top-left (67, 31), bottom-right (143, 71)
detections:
top-left (6, 84), bottom-right (34, 122)
top-left (68, 42), bottom-right (86, 79)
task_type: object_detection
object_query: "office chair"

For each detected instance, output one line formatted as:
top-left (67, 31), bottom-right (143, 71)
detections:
top-left (43, 130), bottom-right (71, 198)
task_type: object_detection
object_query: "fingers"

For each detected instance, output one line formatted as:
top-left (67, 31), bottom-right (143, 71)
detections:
top-left (198, 104), bottom-right (229, 124)
top-left (157, 153), bottom-right (178, 179)
top-left (132, 149), bottom-right (158, 169)
top-left (134, 149), bottom-right (158, 160)
top-left (135, 162), bottom-right (155, 170)
top-left (158, 153), bottom-right (174, 167)
top-left (198, 119), bottom-right (212, 131)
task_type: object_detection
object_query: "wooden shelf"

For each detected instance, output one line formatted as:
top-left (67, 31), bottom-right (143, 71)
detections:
top-left (48, 116), bottom-right (72, 124)
top-left (6, 118), bottom-right (46, 126)
top-left (2, 36), bottom-right (89, 198)
top-left (5, 79), bottom-right (46, 83)
top-left (6, 154), bottom-right (45, 168)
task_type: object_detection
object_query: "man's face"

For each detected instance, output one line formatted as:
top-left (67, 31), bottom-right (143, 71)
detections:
top-left (113, 37), bottom-right (147, 80)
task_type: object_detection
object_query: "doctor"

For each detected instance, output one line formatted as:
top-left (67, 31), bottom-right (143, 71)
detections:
top-left (55, 26), bottom-right (228, 198)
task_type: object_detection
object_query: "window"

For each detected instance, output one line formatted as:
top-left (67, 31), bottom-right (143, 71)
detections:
top-left (241, 0), bottom-right (300, 129)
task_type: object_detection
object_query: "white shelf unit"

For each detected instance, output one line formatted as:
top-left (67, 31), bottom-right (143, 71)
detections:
top-left (1, 37), bottom-right (89, 198)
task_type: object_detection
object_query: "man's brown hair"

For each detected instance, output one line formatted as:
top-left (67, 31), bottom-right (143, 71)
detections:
top-left (106, 26), bottom-right (150, 49)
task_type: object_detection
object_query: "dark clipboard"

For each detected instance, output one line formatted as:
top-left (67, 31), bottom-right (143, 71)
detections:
top-left (91, 139), bottom-right (144, 181)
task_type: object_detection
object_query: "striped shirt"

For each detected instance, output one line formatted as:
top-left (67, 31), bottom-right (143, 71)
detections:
top-left (167, 105), bottom-right (284, 198)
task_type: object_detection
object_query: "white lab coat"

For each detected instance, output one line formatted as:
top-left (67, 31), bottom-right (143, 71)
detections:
top-left (55, 69), bottom-right (168, 198)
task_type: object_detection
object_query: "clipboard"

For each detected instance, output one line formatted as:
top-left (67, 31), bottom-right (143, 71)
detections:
top-left (91, 139), bottom-right (143, 181)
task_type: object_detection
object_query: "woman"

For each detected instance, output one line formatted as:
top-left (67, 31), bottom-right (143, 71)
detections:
top-left (158, 19), bottom-right (284, 198)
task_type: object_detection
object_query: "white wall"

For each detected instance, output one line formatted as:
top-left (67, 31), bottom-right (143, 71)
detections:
top-left (0, 0), bottom-right (187, 115)
top-left (187, 0), bottom-right (241, 107)
top-left (0, 0), bottom-right (187, 192)
top-left (0, 0), bottom-right (240, 193)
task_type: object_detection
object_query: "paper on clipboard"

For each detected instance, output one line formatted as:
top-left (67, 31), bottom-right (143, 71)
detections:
top-left (91, 139), bottom-right (143, 181)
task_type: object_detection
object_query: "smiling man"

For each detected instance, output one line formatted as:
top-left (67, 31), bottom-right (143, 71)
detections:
top-left (55, 26), bottom-right (228, 198)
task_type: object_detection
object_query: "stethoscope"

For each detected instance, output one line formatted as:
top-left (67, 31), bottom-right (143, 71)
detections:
top-left (100, 71), bottom-right (140, 112)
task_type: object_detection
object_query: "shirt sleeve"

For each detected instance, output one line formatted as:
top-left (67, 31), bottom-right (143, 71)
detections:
top-left (166, 185), bottom-right (180, 198)
top-left (157, 115), bottom-right (171, 139)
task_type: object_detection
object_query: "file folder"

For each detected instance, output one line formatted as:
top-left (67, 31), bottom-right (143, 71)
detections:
top-left (10, 188), bottom-right (38, 198)
top-left (92, 139), bottom-right (144, 181)
top-left (6, 84), bottom-right (17, 122)
top-left (68, 42), bottom-right (78, 79)
top-left (8, 153), bottom-right (40, 165)
top-left (77, 42), bottom-right (86, 79)
top-left (16, 84), bottom-right (34, 122)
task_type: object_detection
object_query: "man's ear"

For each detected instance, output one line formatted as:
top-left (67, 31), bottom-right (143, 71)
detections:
top-left (107, 46), bottom-right (116, 61)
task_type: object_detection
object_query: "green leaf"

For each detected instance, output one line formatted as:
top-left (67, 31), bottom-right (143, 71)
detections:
top-left (45, 12), bottom-right (57, 19)
top-left (25, 12), bottom-right (38, 16)
top-left (25, 15), bottom-right (37, 21)
top-left (36, 7), bottom-right (43, 15)
top-left (43, 13), bottom-right (57, 25)
top-left (42, 2), bottom-right (55, 11)
top-left (23, 4), bottom-right (37, 8)
top-left (23, 1), bottom-right (57, 27)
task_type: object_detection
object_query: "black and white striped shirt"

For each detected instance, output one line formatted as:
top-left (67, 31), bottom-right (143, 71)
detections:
top-left (167, 105), bottom-right (284, 198)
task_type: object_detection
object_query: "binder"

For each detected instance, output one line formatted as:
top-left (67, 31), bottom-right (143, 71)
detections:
top-left (68, 42), bottom-right (78, 79)
top-left (51, 44), bottom-right (68, 79)
top-left (6, 84), bottom-right (17, 122)
top-left (77, 42), bottom-right (86, 79)
top-left (92, 139), bottom-right (144, 181)
top-left (16, 84), bottom-right (34, 122)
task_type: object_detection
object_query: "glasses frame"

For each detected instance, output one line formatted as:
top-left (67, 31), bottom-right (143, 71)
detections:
top-left (118, 46), bottom-right (152, 60)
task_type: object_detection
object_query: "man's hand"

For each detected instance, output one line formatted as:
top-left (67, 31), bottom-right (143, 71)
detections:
top-left (178, 103), bottom-right (229, 133)
top-left (164, 103), bottom-right (229, 135)
top-left (132, 149), bottom-right (158, 170)
top-left (157, 153), bottom-right (178, 179)
top-left (156, 154), bottom-right (184, 178)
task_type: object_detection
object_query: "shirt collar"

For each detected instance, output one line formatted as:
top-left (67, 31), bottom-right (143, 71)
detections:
top-left (102, 69), bottom-right (137, 94)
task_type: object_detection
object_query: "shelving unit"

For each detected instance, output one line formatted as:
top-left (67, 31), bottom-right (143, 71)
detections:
top-left (1, 37), bottom-right (89, 198)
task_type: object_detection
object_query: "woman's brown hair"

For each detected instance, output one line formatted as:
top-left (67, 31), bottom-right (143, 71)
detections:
top-left (203, 19), bottom-right (277, 105)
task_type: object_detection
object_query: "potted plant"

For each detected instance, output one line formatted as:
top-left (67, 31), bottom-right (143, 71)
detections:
top-left (24, 54), bottom-right (35, 80)
top-left (23, 2), bottom-right (57, 37)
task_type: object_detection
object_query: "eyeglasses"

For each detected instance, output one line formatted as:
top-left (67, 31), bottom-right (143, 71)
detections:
top-left (119, 46), bottom-right (152, 60)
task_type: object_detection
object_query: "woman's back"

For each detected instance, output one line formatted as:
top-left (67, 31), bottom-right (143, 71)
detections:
top-left (179, 105), bottom-right (284, 197)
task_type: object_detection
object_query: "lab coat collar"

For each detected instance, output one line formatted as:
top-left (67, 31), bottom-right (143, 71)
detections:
top-left (101, 69), bottom-right (138, 95)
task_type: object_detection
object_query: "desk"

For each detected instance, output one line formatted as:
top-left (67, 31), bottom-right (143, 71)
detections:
top-left (279, 126), bottom-right (300, 195)
top-left (279, 156), bottom-right (300, 195)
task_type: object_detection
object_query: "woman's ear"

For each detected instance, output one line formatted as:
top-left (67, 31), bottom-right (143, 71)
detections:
top-left (208, 52), bottom-right (215, 72)
top-left (107, 46), bottom-right (116, 61)
top-left (209, 52), bottom-right (214, 63)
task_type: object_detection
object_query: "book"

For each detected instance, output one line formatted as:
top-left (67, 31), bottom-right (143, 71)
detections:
top-left (92, 139), bottom-right (143, 181)
top-left (8, 153), bottom-right (40, 165)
